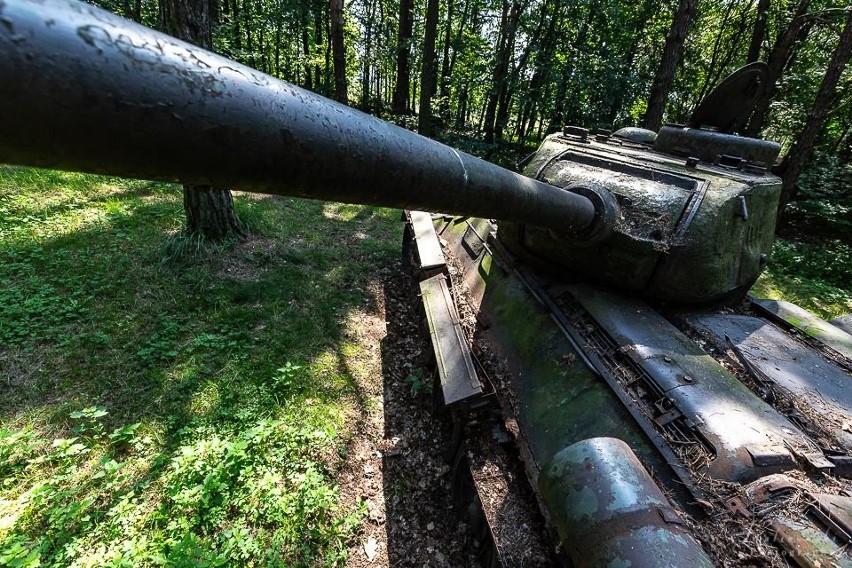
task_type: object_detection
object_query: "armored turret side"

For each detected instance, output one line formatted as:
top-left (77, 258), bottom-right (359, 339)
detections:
top-left (499, 132), bottom-right (781, 303)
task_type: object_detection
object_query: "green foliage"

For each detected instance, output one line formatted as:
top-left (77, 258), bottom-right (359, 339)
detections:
top-left (753, 236), bottom-right (852, 319)
top-left (404, 368), bottom-right (430, 396)
top-left (0, 167), bottom-right (401, 567)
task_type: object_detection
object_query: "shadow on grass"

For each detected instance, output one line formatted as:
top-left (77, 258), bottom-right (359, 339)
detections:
top-left (0, 176), bottom-right (403, 563)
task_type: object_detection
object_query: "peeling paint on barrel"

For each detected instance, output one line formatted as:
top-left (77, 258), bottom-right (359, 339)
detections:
top-left (538, 438), bottom-right (714, 567)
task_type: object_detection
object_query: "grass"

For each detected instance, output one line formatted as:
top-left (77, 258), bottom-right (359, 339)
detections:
top-left (751, 234), bottom-right (852, 321)
top-left (0, 166), bottom-right (402, 567)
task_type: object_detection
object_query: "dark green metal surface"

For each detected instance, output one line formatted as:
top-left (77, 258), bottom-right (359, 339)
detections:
top-left (501, 131), bottom-right (782, 304)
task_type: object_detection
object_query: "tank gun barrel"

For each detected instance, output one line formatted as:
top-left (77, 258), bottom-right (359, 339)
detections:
top-left (0, 0), bottom-right (602, 234)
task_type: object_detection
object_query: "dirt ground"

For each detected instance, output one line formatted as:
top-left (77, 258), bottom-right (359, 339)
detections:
top-left (337, 261), bottom-right (483, 567)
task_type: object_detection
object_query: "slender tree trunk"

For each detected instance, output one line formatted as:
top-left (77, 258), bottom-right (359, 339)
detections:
top-left (776, 8), bottom-right (852, 219)
top-left (361, 0), bottom-right (375, 111)
top-left (437, 0), bottom-right (455, 119)
top-left (418, 0), bottom-right (441, 135)
top-left (747, 0), bottom-right (771, 63)
top-left (835, 121), bottom-right (851, 153)
top-left (324, 9), bottom-right (332, 95)
top-left (456, 84), bottom-right (469, 129)
top-left (607, 0), bottom-right (655, 126)
top-left (257, 19), bottom-right (266, 73)
top-left (446, 0), bottom-right (472, 89)
top-left (519, 2), bottom-right (562, 139)
top-left (496, 0), bottom-right (547, 140)
top-left (744, 0), bottom-right (811, 136)
top-left (314, 8), bottom-right (323, 93)
top-left (642, 0), bottom-right (699, 131)
top-left (274, 17), bottom-right (281, 76)
top-left (242, 0), bottom-right (253, 67)
top-left (548, 0), bottom-right (596, 132)
top-left (124, 0), bottom-right (141, 22)
top-left (160, 0), bottom-right (245, 239)
top-left (484, 0), bottom-right (521, 142)
top-left (393, 0), bottom-right (414, 114)
top-left (330, 0), bottom-right (348, 103)
top-left (302, 10), bottom-right (313, 89)
top-left (232, 0), bottom-right (241, 51)
top-left (694, 0), bottom-right (741, 104)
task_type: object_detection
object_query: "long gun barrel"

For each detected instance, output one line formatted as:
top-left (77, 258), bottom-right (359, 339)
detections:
top-left (0, 0), bottom-right (605, 235)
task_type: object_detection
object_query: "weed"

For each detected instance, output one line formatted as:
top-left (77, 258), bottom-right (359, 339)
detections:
top-left (158, 232), bottom-right (209, 265)
top-left (404, 368), bottom-right (431, 396)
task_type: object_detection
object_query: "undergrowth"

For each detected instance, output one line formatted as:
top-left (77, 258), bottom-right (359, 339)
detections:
top-left (753, 236), bottom-right (852, 320)
top-left (0, 166), bottom-right (400, 567)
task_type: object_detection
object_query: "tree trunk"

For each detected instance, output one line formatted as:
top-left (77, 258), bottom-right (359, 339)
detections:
top-left (232, 0), bottom-right (241, 51)
top-left (242, 0), bottom-right (253, 67)
top-left (302, 9), bottom-right (313, 90)
top-left (548, 0), bottom-right (596, 132)
top-left (324, 8), bottom-right (332, 96)
top-left (747, 0), bottom-right (771, 63)
top-left (694, 0), bottom-right (745, 105)
top-left (497, 0), bottom-right (549, 140)
top-left (744, 0), bottom-right (811, 136)
top-left (330, 0), bottom-right (348, 103)
top-left (257, 18), bottom-right (266, 73)
top-left (483, 0), bottom-right (521, 143)
top-left (182, 186), bottom-right (246, 239)
top-left (437, 0), bottom-right (455, 119)
top-left (160, 0), bottom-right (246, 240)
top-left (392, 0), bottom-right (414, 114)
top-left (274, 17), bottom-right (281, 76)
top-left (642, 0), bottom-right (699, 131)
top-left (776, 8), bottom-right (852, 219)
top-left (361, 0), bottom-right (375, 111)
top-left (455, 84), bottom-right (469, 129)
top-left (418, 0), bottom-right (441, 135)
top-left (607, 0), bottom-right (655, 126)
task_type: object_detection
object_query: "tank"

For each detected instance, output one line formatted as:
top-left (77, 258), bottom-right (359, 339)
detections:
top-left (3, 2), bottom-right (852, 566)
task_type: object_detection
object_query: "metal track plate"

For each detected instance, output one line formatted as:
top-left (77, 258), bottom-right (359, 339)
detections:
top-left (419, 275), bottom-right (481, 405)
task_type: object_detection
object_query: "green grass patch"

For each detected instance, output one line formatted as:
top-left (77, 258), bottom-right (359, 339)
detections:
top-left (0, 166), bottom-right (401, 567)
top-left (752, 236), bottom-right (852, 320)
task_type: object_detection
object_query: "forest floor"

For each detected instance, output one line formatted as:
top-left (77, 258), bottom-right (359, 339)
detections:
top-left (334, 264), bottom-right (481, 567)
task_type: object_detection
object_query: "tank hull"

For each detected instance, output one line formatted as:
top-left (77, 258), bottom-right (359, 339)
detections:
top-left (410, 211), bottom-right (852, 566)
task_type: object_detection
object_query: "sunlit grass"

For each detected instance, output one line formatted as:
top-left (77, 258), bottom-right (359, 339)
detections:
top-left (0, 165), bottom-right (401, 567)
top-left (752, 236), bottom-right (852, 320)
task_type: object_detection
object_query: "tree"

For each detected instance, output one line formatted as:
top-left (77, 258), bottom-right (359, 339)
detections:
top-left (775, 7), bottom-right (852, 216)
top-left (744, 0), bottom-right (813, 137)
top-left (418, 0), bottom-right (441, 135)
top-left (747, 0), bottom-right (772, 63)
top-left (642, 0), bottom-right (699, 131)
top-left (483, 0), bottom-right (522, 142)
top-left (160, 0), bottom-right (246, 240)
top-left (392, 0), bottom-right (414, 114)
top-left (330, 0), bottom-right (348, 103)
